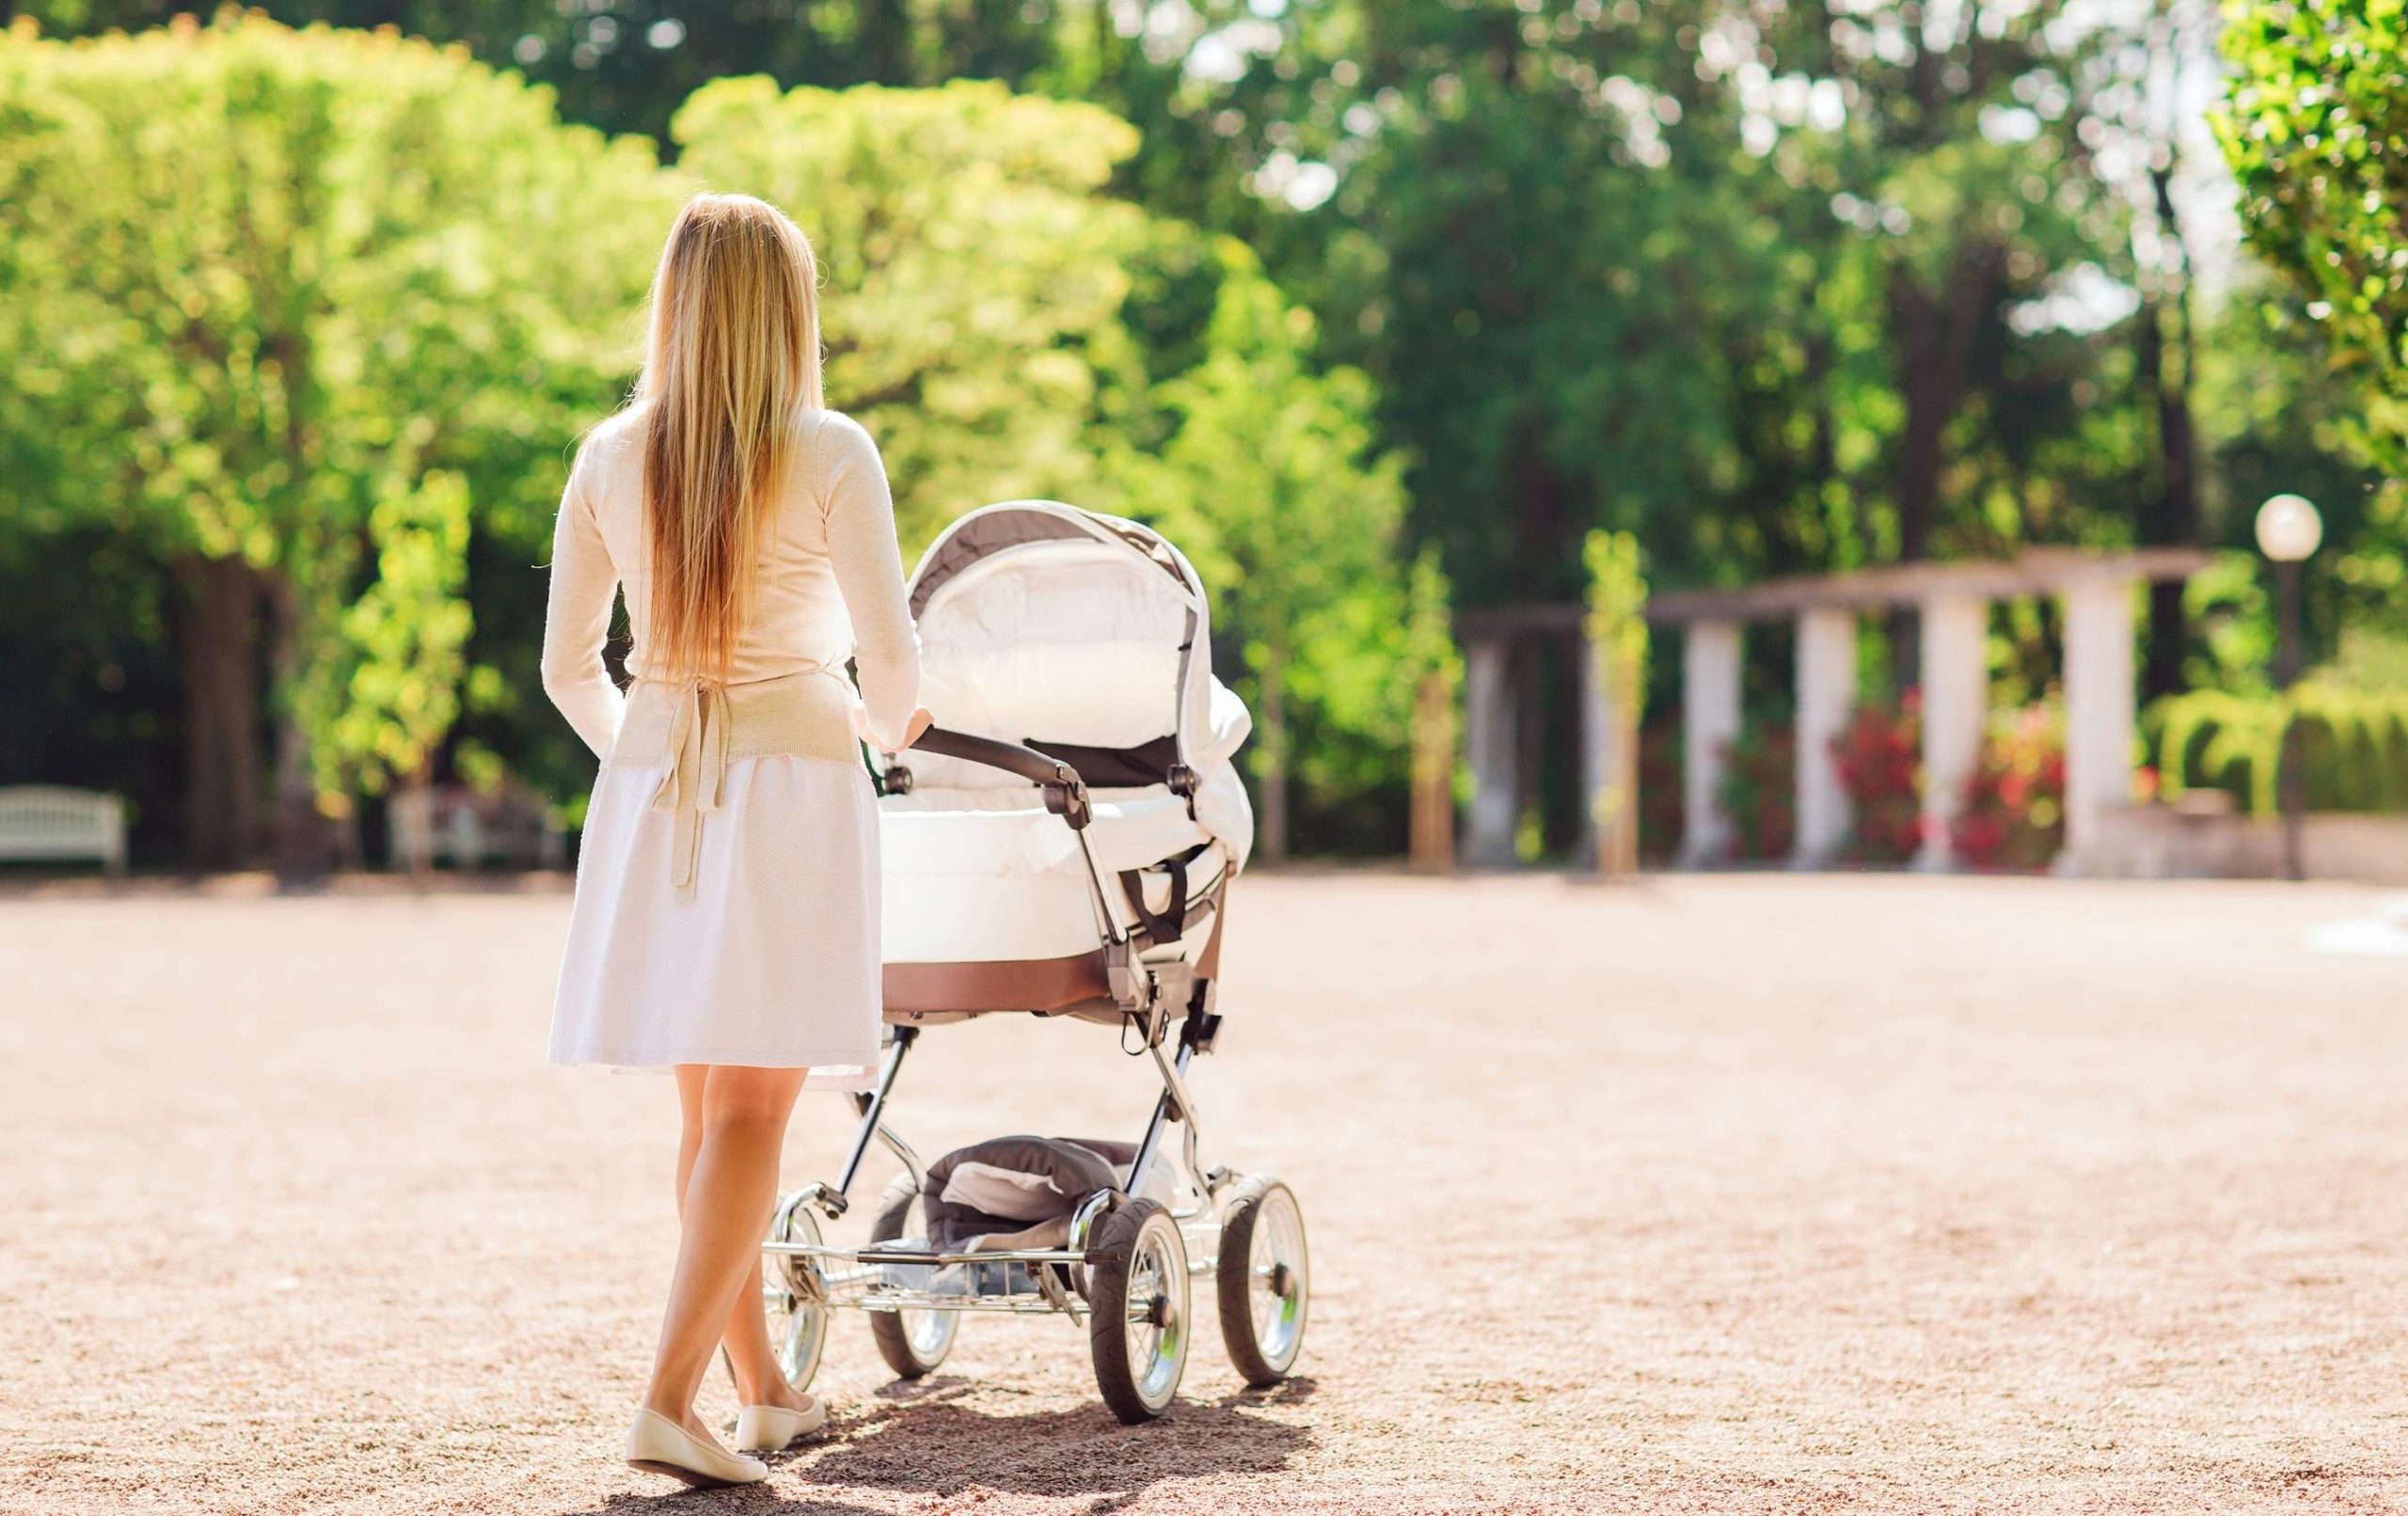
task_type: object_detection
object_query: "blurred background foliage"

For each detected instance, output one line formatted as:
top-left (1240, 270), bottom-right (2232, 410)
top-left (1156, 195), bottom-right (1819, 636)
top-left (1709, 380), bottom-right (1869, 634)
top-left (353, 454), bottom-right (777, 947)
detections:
top-left (0, 0), bottom-right (2400, 869)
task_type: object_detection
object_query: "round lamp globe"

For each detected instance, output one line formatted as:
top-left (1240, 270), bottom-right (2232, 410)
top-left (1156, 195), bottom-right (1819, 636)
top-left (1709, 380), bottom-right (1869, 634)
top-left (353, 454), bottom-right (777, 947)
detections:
top-left (2256, 494), bottom-right (2323, 562)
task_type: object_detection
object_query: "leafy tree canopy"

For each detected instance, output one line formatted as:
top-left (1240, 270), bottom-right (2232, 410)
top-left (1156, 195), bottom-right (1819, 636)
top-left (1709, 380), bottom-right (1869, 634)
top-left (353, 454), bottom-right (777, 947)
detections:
top-left (2219, 0), bottom-right (2408, 475)
top-left (0, 14), bottom-right (671, 857)
top-left (673, 76), bottom-right (1151, 552)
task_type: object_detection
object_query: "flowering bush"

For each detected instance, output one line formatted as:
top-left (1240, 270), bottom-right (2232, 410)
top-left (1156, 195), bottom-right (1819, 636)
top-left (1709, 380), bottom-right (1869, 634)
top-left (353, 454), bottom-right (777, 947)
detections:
top-left (1833, 697), bottom-right (1921, 863)
top-left (1951, 706), bottom-right (2066, 871)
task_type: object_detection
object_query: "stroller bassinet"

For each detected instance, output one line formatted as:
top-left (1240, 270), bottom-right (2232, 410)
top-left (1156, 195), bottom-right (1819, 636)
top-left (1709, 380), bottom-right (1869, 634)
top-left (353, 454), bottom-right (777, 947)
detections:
top-left (880, 500), bottom-right (1253, 1022)
top-left (752, 501), bottom-right (1307, 1425)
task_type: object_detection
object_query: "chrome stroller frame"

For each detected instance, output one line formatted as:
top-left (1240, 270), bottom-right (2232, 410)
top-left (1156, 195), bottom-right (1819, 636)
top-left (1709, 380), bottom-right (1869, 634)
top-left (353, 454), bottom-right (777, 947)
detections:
top-left (751, 728), bottom-right (1307, 1424)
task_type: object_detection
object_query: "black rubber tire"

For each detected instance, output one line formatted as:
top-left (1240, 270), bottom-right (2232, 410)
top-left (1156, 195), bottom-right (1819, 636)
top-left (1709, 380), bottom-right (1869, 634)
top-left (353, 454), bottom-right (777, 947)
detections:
top-left (867, 1183), bottom-right (955, 1379)
top-left (1216, 1178), bottom-right (1307, 1387)
top-left (1085, 1198), bottom-right (1187, 1424)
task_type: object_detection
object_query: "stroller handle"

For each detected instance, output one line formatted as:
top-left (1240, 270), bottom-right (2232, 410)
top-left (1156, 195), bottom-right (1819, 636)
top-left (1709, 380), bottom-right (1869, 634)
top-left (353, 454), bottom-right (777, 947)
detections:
top-left (901, 726), bottom-right (1092, 829)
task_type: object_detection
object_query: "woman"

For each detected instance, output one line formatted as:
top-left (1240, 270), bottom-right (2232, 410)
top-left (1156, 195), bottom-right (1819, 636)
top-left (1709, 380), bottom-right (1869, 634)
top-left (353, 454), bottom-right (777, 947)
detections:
top-left (540, 194), bottom-right (927, 1490)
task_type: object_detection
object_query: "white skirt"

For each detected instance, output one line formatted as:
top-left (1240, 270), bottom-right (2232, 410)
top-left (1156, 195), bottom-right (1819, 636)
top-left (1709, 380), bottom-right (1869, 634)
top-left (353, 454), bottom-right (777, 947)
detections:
top-left (548, 752), bottom-right (881, 1089)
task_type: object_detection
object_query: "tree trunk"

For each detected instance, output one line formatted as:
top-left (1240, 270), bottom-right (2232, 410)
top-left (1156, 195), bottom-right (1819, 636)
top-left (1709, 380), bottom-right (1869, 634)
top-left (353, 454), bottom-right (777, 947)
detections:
top-left (1885, 244), bottom-right (2002, 693)
top-left (1888, 280), bottom-right (1952, 694)
top-left (859, 0), bottom-right (914, 83)
top-left (171, 554), bottom-right (265, 871)
top-left (1511, 421), bottom-right (1576, 598)
top-left (263, 572), bottom-right (342, 887)
top-left (2140, 165), bottom-right (2201, 702)
top-left (1255, 645), bottom-right (1289, 862)
top-left (1409, 670), bottom-right (1456, 871)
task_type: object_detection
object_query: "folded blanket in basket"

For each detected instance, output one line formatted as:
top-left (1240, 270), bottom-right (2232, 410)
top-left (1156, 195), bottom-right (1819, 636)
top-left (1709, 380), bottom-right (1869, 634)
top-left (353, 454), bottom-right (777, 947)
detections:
top-left (920, 1134), bottom-right (1170, 1253)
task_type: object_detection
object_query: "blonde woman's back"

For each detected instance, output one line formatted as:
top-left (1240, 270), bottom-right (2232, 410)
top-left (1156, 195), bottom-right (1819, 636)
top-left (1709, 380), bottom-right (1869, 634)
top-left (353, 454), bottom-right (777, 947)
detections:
top-left (540, 403), bottom-right (921, 759)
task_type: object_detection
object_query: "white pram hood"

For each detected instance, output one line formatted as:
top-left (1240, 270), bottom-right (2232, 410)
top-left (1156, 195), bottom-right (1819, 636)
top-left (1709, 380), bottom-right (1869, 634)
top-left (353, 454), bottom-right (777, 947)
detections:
top-left (895, 500), bottom-right (1254, 873)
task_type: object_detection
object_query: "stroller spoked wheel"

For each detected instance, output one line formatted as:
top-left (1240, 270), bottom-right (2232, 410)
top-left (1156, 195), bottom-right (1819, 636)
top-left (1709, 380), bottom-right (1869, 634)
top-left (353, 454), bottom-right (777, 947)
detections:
top-left (1216, 1177), bottom-right (1308, 1386)
top-left (1086, 1198), bottom-right (1190, 1424)
top-left (761, 1192), bottom-right (829, 1393)
top-left (868, 1178), bottom-right (958, 1379)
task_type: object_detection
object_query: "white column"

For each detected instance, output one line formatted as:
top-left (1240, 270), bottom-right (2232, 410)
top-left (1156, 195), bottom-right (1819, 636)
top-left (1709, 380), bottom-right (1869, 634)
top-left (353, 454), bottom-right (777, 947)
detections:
top-left (1793, 608), bottom-right (1857, 867)
top-left (1464, 639), bottom-right (1518, 867)
top-left (1680, 622), bottom-right (1743, 866)
top-left (1914, 593), bottom-right (1988, 871)
top-left (2059, 575), bottom-right (2138, 876)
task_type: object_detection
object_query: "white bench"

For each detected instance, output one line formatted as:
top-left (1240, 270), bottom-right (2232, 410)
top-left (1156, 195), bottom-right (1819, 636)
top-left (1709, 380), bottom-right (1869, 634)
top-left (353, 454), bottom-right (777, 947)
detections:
top-left (0, 785), bottom-right (128, 876)
top-left (388, 785), bottom-right (565, 873)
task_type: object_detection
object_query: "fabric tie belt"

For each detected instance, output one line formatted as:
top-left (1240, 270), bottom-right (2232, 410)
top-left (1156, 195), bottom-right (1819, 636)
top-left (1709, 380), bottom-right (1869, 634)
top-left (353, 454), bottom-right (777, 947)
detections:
top-left (607, 669), bottom-right (861, 901)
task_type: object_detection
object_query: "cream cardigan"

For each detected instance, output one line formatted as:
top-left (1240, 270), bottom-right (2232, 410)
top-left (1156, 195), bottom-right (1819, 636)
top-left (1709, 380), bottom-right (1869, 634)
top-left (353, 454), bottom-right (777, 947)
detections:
top-left (538, 404), bottom-right (922, 759)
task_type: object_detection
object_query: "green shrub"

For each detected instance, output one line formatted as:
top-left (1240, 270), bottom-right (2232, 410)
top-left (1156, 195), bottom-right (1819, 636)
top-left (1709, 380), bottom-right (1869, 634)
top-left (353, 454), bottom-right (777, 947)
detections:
top-left (1716, 725), bottom-right (1795, 861)
top-left (2147, 687), bottom-right (2408, 815)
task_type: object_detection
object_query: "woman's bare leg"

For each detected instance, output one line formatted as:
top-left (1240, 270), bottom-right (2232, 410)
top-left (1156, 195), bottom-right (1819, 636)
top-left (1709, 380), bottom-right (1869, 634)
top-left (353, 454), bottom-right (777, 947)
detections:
top-left (671, 1066), bottom-right (814, 1413)
top-left (645, 1064), bottom-right (808, 1438)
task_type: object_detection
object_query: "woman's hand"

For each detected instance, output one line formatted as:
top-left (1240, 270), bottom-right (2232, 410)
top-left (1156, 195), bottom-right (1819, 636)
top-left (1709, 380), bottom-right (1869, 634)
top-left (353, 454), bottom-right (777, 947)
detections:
top-left (853, 703), bottom-right (935, 752)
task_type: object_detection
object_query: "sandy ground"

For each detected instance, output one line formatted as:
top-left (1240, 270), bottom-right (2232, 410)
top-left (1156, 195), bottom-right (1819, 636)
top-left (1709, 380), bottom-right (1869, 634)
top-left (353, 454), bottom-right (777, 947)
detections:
top-left (6, 871), bottom-right (2408, 1514)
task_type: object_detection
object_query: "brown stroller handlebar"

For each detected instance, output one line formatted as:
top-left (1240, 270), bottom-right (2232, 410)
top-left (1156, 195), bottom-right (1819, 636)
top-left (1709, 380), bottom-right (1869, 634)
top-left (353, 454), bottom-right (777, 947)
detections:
top-left (892, 727), bottom-right (1092, 829)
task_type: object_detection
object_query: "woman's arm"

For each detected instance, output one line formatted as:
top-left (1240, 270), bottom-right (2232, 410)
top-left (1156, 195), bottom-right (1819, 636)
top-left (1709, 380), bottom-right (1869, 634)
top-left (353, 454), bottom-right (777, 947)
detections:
top-left (819, 414), bottom-right (923, 750)
top-left (539, 442), bottom-right (625, 759)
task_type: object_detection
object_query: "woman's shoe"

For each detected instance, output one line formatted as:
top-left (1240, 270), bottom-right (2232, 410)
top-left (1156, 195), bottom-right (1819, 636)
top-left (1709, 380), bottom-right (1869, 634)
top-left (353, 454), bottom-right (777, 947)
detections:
top-left (734, 1396), bottom-right (828, 1453)
top-left (625, 1407), bottom-right (768, 1489)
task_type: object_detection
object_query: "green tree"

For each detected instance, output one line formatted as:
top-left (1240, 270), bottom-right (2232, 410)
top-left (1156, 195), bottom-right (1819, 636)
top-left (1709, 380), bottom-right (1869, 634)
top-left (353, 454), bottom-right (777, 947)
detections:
top-left (1164, 1), bottom-right (2129, 586)
top-left (0, 14), bottom-right (670, 868)
top-left (1126, 243), bottom-right (1432, 857)
top-left (6, 1), bottom-right (1173, 166)
top-left (676, 82), bottom-right (1441, 853)
top-left (2219, 0), bottom-right (2408, 479)
top-left (2213, 0), bottom-right (2408, 700)
top-left (671, 76), bottom-right (1152, 551)
top-left (1777, 1), bottom-right (2120, 569)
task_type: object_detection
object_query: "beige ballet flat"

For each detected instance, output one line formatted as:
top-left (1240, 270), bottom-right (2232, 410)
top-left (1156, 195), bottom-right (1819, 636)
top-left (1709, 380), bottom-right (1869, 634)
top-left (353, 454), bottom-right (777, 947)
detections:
top-left (734, 1396), bottom-right (828, 1453)
top-left (625, 1407), bottom-right (768, 1489)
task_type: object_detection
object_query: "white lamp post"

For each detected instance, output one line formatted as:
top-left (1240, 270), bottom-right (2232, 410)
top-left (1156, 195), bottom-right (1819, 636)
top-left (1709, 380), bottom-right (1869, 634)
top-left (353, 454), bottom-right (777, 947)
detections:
top-left (2256, 493), bottom-right (2323, 565)
top-left (2255, 493), bottom-right (2322, 880)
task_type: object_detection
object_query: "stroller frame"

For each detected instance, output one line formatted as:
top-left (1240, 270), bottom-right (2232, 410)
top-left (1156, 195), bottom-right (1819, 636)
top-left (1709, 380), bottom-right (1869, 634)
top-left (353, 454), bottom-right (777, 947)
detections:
top-left (751, 727), bottom-right (1307, 1423)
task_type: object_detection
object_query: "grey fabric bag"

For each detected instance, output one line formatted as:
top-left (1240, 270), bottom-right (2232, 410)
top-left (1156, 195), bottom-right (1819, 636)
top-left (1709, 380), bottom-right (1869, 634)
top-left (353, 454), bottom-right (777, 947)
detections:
top-left (920, 1135), bottom-right (1139, 1252)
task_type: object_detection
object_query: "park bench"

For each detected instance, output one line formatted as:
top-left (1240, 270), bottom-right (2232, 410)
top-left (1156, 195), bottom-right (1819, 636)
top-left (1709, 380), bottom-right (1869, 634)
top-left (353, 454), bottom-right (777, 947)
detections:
top-left (388, 783), bottom-right (565, 873)
top-left (0, 785), bottom-right (128, 877)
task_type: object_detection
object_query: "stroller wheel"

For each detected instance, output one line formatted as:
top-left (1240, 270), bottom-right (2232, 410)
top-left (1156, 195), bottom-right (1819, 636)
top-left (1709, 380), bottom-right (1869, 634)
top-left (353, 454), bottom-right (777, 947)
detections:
top-left (868, 1179), bottom-right (959, 1379)
top-left (762, 1193), bottom-right (829, 1394)
top-left (1086, 1199), bottom-right (1190, 1424)
top-left (1215, 1177), bottom-right (1308, 1386)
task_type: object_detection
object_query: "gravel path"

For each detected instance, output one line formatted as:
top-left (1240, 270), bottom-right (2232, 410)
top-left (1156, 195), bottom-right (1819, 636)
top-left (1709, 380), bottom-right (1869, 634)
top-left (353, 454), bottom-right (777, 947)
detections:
top-left (6, 872), bottom-right (2408, 1513)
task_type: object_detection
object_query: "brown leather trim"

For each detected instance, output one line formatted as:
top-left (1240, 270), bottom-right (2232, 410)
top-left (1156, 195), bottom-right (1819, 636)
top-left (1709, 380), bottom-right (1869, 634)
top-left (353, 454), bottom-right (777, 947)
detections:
top-left (882, 952), bottom-right (1110, 1019)
top-left (883, 874), bottom-right (1231, 1025)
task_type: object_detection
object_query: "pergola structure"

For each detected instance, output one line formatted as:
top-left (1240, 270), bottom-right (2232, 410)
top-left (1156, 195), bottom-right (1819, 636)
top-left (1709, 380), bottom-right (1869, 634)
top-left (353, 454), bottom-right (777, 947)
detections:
top-left (1455, 547), bottom-right (2211, 873)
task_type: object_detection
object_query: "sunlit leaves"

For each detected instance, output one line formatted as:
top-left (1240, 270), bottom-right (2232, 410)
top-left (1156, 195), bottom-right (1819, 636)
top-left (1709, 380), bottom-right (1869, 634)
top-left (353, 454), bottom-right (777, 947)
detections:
top-left (2219, 0), bottom-right (2408, 477)
top-left (1123, 241), bottom-right (1439, 810)
top-left (673, 77), bottom-right (1149, 552)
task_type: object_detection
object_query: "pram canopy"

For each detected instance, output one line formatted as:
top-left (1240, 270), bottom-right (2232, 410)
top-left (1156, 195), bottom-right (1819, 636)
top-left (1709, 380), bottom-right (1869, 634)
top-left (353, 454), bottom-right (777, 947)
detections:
top-left (879, 502), bottom-right (1253, 1016)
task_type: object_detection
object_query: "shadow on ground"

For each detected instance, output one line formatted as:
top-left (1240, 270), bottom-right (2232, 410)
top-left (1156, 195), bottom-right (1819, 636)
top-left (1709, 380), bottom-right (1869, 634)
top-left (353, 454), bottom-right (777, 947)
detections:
top-left (570, 1492), bottom-right (887, 1516)
top-left (792, 1375), bottom-right (1318, 1508)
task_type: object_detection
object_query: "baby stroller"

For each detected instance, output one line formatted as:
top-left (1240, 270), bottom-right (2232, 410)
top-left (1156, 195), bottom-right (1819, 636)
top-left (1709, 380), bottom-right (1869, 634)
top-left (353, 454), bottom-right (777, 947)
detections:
top-left (754, 500), bottom-right (1309, 1423)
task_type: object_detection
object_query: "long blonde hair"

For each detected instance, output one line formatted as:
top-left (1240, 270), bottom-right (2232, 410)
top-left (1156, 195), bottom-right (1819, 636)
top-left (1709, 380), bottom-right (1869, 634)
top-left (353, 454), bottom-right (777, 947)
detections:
top-left (634, 194), bottom-right (824, 683)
